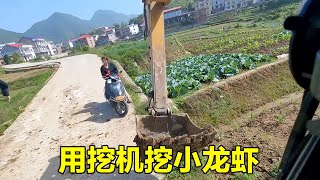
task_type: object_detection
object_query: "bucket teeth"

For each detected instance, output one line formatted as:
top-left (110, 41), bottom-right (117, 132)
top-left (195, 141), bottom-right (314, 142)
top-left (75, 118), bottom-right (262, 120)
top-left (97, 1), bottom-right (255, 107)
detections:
top-left (134, 114), bottom-right (217, 159)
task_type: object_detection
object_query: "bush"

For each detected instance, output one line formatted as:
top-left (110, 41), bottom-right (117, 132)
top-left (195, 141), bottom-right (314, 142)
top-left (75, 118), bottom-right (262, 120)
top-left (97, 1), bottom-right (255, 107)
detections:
top-left (11, 53), bottom-right (24, 64)
top-left (82, 46), bottom-right (89, 51)
top-left (32, 57), bottom-right (43, 62)
top-left (3, 55), bottom-right (11, 65)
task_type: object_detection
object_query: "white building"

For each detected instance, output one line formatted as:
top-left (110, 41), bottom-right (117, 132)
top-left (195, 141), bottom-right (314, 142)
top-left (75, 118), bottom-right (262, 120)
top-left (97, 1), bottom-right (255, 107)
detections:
top-left (18, 37), bottom-right (53, 57)
top-left (195, 0), bottom-right (253, 16)
top-left (0, 43), bottom-right (36, 62)
top-left (107, 33), bottom-right (118, 43)
top-left (224, 0), bottom-right (251, 11)
top-left (63, 40), bottom-right (75, 50)
top-left (128, 24), bottom-right (140, 35)
top-left (119, 24), bottom-right (140, 38)
top-left (212, 0), bottom-right (225, 13)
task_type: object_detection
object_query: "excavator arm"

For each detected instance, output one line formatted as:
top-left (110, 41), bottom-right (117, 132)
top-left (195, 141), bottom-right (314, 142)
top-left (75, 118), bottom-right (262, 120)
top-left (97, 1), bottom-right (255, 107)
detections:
top-left (134, 0), bottom-right (217, 160)
top-left (144, 0), bottom-right (170, 116)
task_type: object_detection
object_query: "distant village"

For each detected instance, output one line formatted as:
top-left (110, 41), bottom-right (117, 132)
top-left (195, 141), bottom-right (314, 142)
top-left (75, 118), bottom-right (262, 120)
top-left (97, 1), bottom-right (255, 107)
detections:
top-left (0, 0), bottom-right (264, 65)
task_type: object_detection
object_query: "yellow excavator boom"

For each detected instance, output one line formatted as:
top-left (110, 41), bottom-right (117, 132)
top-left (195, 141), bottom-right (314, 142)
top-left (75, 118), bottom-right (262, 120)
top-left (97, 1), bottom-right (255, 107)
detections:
top-left (134, 0), bottom-right (217, 159)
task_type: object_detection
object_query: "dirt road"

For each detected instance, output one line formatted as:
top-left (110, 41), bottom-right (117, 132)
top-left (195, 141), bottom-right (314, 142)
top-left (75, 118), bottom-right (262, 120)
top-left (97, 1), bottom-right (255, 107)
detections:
top-left (0, 54), bottom-right (163, 180)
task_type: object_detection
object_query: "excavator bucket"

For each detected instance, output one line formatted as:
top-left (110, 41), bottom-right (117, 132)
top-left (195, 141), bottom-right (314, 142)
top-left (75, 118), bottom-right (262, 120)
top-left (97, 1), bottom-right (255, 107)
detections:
top-left (134, 113), bottom-right (217, 158)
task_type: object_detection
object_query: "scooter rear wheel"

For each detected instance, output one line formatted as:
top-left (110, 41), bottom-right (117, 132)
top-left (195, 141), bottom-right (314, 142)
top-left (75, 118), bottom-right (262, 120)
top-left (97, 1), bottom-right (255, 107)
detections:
top-left (115, 101), bottom-right (128, 117)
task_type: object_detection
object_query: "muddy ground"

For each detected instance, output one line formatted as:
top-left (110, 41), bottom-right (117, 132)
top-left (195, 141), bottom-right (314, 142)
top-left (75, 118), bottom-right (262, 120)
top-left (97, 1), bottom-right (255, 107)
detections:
top-left (212, 92), bottom-right (311, 179)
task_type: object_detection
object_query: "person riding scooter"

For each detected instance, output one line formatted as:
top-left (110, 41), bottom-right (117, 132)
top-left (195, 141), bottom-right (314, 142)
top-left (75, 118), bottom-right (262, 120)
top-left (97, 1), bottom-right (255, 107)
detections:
top-left (100, 56), bottom-right (131, 103)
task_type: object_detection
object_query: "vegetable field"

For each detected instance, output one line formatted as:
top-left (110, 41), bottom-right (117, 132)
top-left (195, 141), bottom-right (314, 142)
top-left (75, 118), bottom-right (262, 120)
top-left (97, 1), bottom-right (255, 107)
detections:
top-left (177, 28), bottom-right (291, 56)
top-left (135, 53), bottom-right (271, 98)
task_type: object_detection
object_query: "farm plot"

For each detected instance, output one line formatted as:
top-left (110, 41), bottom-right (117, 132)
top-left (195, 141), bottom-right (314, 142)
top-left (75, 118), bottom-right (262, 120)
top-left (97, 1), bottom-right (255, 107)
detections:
top-left (135, 53), bottom-right (271, 98)
top-left (179, 28), bottom-right (291, 56)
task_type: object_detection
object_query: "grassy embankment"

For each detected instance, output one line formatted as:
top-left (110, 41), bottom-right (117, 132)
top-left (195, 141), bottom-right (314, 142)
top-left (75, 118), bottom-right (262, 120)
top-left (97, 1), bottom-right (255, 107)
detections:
top-left (0, 68), bottom-right (55, 134)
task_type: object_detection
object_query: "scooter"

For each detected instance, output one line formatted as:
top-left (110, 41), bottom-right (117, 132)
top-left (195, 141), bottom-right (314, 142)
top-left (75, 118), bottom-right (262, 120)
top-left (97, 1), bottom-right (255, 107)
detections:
top-left (104, 71), bottom-right (129, 117)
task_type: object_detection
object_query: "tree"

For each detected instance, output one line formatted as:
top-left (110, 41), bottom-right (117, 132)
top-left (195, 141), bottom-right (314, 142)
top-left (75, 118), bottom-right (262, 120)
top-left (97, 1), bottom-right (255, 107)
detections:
top-left (113, 23), bottom-right (120, 32)
top-left (3, 55), bottom-right (11, 65)
top-left (33, 57), bottom-right (43, 62)
top-left (11, 53), bottom-right (23, 64)
top-left (129, 14), bottom-right (144, 25)
top-left (188, 2), bottom-right (193, 11)
top-left (82, 46), bottom-right (89, 52)
top-left (120, 22), bottom-right (128, 29)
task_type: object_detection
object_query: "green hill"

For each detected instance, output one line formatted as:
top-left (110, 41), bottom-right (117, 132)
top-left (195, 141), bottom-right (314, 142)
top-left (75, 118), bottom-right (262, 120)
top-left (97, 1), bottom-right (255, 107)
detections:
top-left (91, 10), bottom-right (136, 27)
top-left (24, 12), bottom-right (95, 43)
top-left (0, 29), bottom-right (23, 44)
top-left (0, 11), bottom-right (137, 43)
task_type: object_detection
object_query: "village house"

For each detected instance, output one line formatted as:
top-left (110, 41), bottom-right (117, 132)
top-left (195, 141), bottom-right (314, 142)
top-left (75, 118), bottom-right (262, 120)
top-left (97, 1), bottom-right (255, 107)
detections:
top-left (63, 39), bottom-right (76, 51)
top-left (75, 34), bottom-right (95, 48)
top-left (96, 34), bottom-right (109, 46)
top-left (119, 24), bottom-right (140, 39)
top-left (223, 0), bottom-right (251, 11)
top-left (18, 37), bottom-right (54, 57)
top-left (164, 6), bottom-right (182, 20)
top-left (0, 43), bottom-right (36, 62)
top-left (195, 0), bottom-right (213, 17)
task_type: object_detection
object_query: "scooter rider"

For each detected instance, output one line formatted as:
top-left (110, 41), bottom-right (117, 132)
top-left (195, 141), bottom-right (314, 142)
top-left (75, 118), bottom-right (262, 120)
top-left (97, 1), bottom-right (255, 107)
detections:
top-left (100, 56), bottom-right (131, 103)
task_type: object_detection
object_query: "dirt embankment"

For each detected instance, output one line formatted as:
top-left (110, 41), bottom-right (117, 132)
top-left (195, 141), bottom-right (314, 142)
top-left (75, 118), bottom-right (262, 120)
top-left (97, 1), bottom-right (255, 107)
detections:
top-left (178, 59), bottom-right (302, 127)
top-left (173, 58), bottom-right (305, 179)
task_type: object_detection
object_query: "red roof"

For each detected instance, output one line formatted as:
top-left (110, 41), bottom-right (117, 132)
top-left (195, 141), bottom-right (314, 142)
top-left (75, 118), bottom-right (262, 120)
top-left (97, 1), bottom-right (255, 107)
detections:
top-left (7, 43), bottom-right (23, 48)
top-left (164, 6), bottom-right (182, 13)
top-left (77, 34), bottom-right (92, 40)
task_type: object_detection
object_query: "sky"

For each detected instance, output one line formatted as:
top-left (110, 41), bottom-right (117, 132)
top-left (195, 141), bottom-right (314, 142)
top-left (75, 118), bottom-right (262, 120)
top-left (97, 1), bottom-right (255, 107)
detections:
top-left (1, 0), bottom-right (142, 33)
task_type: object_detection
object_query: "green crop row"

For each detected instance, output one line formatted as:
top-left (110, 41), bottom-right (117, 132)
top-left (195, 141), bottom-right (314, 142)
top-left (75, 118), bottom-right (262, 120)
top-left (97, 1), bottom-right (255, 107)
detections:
top-left (135, 53), bottom-right (271, 98)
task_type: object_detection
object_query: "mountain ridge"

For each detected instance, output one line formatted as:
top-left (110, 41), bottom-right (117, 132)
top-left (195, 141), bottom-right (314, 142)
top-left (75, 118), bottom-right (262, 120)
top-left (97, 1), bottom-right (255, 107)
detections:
top-left (0, 10), bottom-right (138, 43)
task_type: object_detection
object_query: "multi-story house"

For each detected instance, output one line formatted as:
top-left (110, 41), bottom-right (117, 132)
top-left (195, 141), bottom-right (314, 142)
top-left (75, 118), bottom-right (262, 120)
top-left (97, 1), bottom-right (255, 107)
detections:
top-left (96, 34), bottom-right (110, 46)
top-left (63, 39), bottom-right (76, 50)
top-left (0, 43), bottom-right (36, 62)
top-left (105, 27), bottom-right (116, 35)
top-left (94, 26), bottom-right (116, 36)
top-left (75, 34), bottom-right (95, 48)
top-left (107, 33), bottom-right (118, 43)
top-left (18, 37), bottom-right (54, 57)
top-left (195, 0), bottom-right (213, 16)
top-left (119, 24), bottom-right (140, 39)
top-left (196, 0), bottom-right (253, 16)
top-left (212, 0), bottom-right (226, 13)
top-left (223, 0), bottom-right (252, 11)
top-left (164, 6), bottom-right (182, 20)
